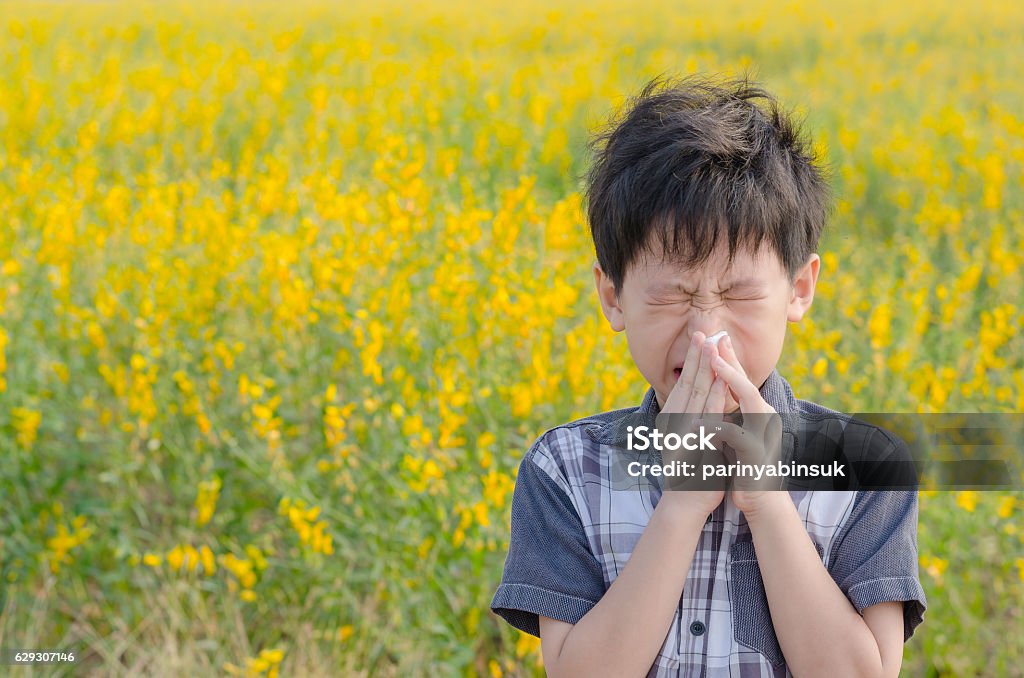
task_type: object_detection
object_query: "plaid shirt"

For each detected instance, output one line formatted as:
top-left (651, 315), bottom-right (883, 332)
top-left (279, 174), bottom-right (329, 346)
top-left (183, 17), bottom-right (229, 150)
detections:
top-left (490, 369), bottom-right (926, 677)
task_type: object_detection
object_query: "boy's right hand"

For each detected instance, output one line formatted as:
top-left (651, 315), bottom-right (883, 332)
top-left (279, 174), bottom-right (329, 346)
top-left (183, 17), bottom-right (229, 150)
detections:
top-left (655, 330), bottom-right (729, 516)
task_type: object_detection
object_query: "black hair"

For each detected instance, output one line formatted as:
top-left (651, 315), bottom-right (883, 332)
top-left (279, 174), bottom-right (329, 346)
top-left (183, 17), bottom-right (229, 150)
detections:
top-left (584, 72), bottom-right (833, 296)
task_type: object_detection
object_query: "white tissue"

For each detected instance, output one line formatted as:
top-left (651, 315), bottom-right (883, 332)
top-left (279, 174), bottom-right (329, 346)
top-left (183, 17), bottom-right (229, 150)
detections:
top-left (706, 330), bottom-right (728, 346)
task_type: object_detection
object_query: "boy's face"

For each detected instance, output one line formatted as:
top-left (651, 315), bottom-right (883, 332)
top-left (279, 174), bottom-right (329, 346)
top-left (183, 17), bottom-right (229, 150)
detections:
top-left (594, 238), bottom-right (819, 413)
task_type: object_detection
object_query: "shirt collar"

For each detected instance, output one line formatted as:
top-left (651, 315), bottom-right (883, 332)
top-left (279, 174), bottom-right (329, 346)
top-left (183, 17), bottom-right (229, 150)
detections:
top-left (586, 368), bottom-right (799, 446)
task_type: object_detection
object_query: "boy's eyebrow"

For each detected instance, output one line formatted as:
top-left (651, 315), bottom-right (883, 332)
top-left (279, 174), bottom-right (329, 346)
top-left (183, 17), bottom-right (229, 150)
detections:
top-left (646, 277), bottom-right (766, 294)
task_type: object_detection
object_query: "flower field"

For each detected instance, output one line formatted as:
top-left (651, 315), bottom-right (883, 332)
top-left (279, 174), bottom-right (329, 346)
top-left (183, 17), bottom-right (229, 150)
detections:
top-left (0, 0), bottom-right (1022, 675)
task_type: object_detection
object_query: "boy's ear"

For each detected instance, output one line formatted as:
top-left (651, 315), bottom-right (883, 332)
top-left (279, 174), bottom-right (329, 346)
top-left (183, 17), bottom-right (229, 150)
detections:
top-left (787, 254), bottom-right (820, 322)
top-left (593, 262), bottom-right (626, 332)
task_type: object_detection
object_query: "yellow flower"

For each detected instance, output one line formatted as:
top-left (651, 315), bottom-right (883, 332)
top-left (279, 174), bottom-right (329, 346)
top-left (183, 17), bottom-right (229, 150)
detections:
top-left (11, 407), bottom-right (42, 449)
top-left (45, 514), bottom-right (93, 574)
top-left (515, 631), bottom-right (541, 658)
top-left (167, 546), bottom-right (184, 571)
top-left (200, 545), bottom-right (216, 575)
top-left (920, 554), bottom-right (948, 580)
top-left (867, 303), bottom-right (892, 349)
top-left (195, 476), bottom-right (222, 527)
top-left (997, 495), bottom-right (1016, 519)
top-left (483, 470), bottom-right (514, 509)
top-left (955, 491), bottom-right (979, 512)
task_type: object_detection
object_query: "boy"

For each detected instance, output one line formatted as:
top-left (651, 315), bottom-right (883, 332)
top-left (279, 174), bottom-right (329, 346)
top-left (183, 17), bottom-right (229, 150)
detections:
top-left (490, 74), bottom-right (926, 677)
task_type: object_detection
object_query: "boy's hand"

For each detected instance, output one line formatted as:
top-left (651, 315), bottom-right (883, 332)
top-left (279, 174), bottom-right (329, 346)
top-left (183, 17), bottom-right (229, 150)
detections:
top-left (707, 335), bottom-right (785, 515)
top-left (656, 331), bottom-right (729, 516)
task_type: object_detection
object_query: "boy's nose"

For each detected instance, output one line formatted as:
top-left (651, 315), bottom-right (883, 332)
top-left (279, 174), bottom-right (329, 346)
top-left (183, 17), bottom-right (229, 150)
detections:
top-left (691, 321), bottom-right (727, 344)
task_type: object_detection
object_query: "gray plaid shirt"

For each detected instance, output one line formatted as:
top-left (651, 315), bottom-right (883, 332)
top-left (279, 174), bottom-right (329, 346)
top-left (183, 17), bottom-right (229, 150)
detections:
top-left (491, 369), bottom-right (926, 677)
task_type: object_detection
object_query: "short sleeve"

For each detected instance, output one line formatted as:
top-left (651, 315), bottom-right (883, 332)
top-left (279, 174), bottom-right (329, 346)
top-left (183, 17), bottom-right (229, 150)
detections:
top-left (489, 438), bottom-right (607, 637)
top-left (826, 489), bottom-right (927, 641)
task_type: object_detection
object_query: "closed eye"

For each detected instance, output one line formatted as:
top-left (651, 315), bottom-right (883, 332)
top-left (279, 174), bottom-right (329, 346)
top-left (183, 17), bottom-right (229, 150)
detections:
top-left (648, 295), bottom-right (764, 305)
top-left (647, 296), bottom-right (691, 305)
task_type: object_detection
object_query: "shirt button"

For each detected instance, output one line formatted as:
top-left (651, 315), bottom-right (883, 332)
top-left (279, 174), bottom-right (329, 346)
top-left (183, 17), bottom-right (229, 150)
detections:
top-left (689, 621), bottom-right (706, 636)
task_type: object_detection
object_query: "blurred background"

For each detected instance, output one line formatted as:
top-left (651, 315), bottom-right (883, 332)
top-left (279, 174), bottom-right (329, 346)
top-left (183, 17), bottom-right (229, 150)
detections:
top-left (0, 0), bottom-right (1021, 675)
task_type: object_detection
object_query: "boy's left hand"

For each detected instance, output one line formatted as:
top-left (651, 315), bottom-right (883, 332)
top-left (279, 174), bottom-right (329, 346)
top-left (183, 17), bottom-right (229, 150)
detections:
top-left (704, 335), bottom-right (786, 515)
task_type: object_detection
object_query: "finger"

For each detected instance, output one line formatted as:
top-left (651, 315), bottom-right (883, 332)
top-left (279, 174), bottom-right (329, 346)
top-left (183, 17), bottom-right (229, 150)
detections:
top-left (708, 421), bottom-right (756, 460)
top-left (696, 421), bottom-right (738, 465)
top-left (663, 331), bottom-right (704, 413)
top-left (713, 421), bottom-right (785, 491)
top-left (716, 334), bottom-right (748, 405)
top-left (717, 335), bottom-right (748, 378)
top-left (703, 376), bottom-right (727, 423)
top-left (712, 420), bottom-right (780, 454)
top-left (711, 354), bottom-right (771, 414)
top-left (685, 339), bottom-right (717, 414)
